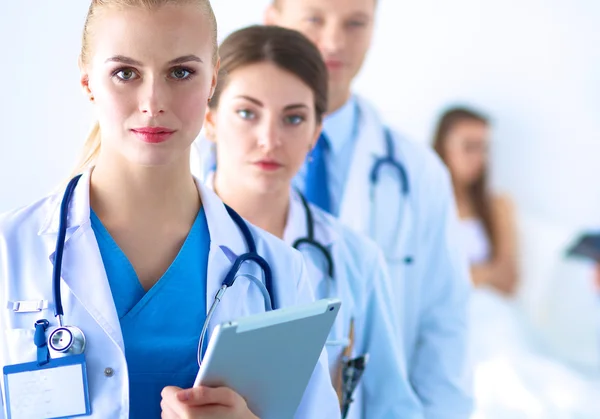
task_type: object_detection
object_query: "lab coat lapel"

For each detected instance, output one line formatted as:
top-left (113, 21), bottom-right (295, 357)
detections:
top-left (285, 190), bottom-right (337, 298)
top-left (339, 97), bottom-right (415, 262)
top-left (339, 96), bottom-right (387, 237)
top-left (41, 171), bottom-right (124, 351)
top-left (198, 181), bottom-right (258, 337)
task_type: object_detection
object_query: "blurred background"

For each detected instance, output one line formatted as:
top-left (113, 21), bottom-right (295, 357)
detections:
top-left (1, 1), bottom-right (599, 417)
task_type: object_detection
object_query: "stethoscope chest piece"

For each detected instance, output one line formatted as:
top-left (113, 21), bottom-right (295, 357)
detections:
top-left (49, 326), bottom-right (86, 355)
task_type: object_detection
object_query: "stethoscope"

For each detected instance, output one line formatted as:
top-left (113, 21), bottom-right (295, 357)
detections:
top-left (370, 128), bottom-right (409, 197)
top-left (291, 191), bottom-right (350, 348)
top-left (368, 128), bottom-right (412, 264)
top-left (291, 191), bottom-right (334, 279)
top-left (49, 174), bottom-right (275, 367)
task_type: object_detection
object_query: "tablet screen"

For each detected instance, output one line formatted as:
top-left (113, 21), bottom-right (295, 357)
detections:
top-left (566, 233), bottom-right (600, 262)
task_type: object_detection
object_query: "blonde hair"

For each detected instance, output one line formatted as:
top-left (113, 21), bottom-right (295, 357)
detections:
top-left (73, 0), bottom-right (218, 175)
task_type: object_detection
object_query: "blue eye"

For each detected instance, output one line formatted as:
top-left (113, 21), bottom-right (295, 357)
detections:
top-left (115, 68), bottom-right (138, 81)
top-left (306, 16), bottom-right (323, 25)
top-left (170, 68), bottom-right (194, 80)
top-left (237, 109), bottom-right (256, 120)
top-left (285, 115), bottom-right (305, 125)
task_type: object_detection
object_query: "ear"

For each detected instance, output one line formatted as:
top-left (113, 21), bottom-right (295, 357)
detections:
top-left (264, 4), bottom-right (280, 25)
top-left (79, 56), bottom-right (94, 101)
top-left (204, 107), bottom-right (217, 144)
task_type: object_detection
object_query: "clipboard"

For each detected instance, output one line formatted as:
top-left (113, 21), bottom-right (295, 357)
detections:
top-left (194, 298), bottom-right (341, 419)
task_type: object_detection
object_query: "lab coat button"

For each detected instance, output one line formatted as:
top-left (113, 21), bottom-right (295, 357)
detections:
top-left (104, 367), bottom-right (114, 377)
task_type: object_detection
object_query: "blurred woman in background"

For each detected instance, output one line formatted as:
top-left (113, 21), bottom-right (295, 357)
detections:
top-left (433, 107), bottom-right (518, 296)
top-left (433, 106), bottom-right (600, 419)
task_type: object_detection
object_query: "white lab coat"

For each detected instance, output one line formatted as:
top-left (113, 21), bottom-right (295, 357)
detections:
top-left (338, 96), bottom-right (473, 418)
top-left (200, 170), bottom-right (423, 418)
top-left (283, 190), bottom-right (423, 419)
top-left (0, 170), bottom-right (340, 419)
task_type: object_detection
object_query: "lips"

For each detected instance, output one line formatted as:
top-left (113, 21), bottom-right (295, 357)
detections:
top-left (325, 59), bottom-right (344, 70)
top-left (254, 160), bottom-right (282, 171)
top-left (131, 127), bottom-right (176, 144)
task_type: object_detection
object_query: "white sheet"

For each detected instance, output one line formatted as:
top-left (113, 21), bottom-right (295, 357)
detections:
top-left (470, 288), bottom-right (600, 419)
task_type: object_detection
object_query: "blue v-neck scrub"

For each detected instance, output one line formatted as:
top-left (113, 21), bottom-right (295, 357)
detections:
top-left (91, 209), bottom-right (209, 418)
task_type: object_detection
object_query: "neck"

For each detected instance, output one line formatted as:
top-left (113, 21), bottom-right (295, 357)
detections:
top-left (453, 180), bottom-right (476, 219)
top-left (90, 151), bottom-right (200, 227)
top-left (453, 181), bottom-right (471, 201)
top-left (327, 86), bottom-right (351, 114)
top-left (213, 171), bottom-right (289, 239)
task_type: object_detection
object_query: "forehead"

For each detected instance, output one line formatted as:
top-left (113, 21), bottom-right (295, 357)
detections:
top-left (279, 0), bottom-right (375, 16)
top-left (222, 62), bottom-right (314, 105)
top-left (449, 120), bottom-right (489, 141)
top-left (89, 4), bottom-right (213, 64)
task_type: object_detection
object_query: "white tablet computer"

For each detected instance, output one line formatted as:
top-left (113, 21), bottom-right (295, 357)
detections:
top-left (194, 298), bottom-right (341, 419)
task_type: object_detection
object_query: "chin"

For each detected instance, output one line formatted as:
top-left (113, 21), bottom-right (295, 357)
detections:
top-left (250, 175), bottom-right (289, 196)
top-left (127, 148), bottom-right (189, 168)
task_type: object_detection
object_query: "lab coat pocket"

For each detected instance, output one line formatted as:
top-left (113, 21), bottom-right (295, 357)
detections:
top-left (3, 328), bottom-right (36, 366)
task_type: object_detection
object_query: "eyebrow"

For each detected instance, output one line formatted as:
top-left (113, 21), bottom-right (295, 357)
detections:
top-left (350, 12), bottom-right (371, 21)
top-left (304, 7), bottom-right (371, 20)
top-left (235, 95), bottom-right (309, 110)
top-left (104, 54), bottom-right (203, 66)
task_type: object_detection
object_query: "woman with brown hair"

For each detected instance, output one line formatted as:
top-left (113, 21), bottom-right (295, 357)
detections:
top-left (194, 24), bottom-right (421, 419)
top-left (433, 108), bottom-right (600, 417)
top-left (433, 107), bottom-right (518, 295)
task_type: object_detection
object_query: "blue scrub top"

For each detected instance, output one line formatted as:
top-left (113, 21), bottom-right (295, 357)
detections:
top-left (91, 208), bottom-right (209, 418)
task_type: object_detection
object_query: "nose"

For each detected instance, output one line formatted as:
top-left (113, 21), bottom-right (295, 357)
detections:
top-left (139, 77), bottom-right (168, 116)
top-left (320, 21), bottom-right (346, 55)
top-left (257, 118), bottom-right (282, 151)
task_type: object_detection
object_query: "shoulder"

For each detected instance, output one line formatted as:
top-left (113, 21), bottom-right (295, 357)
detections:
top-left (0, 194), bottom-right (56, 244)
top-left (246, 220), bottom-right (306, 273)
top-left (389, 128), bottom-right (451, 189)
top-left (311, 202), bottom-right (383, 269)
top-left (491, 192), bottom-right (516, 222)
top-left (492, 193), bottom-right (514, 211)
top-left (0, 195), bottom-right (56, 291)
top-left (355, 95), bottom-right (451, 187)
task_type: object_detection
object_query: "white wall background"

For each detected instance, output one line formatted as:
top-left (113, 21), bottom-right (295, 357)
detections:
top-left (1, 0), bottom-right (599, 224)
top-left (1, 1), bottom-right (599, 227)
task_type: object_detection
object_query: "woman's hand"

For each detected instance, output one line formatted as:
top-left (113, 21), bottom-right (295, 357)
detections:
top-left (161, 386), bottom-right (259, 419)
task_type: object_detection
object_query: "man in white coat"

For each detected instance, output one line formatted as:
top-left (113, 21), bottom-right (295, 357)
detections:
top-left (265, 0), bottom-right (473, 417)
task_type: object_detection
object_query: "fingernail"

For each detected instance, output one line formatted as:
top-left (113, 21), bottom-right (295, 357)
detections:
top-left (177, 389), bottom-right (190, 401)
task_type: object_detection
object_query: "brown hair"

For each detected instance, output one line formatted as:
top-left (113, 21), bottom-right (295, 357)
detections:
top-left (74, 0), bottom-right (218, 174)
top-left (208, 25), bottom-right (328, 123)
top-left (433, 107), bottom-right (496, 254)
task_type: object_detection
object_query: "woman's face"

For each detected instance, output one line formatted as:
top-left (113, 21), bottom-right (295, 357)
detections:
top-left (206, 61), bottom-right (321, 195)
top-left (81, 4), bottom-right (218, 167)
top-left (443, 119), bottom-right (490, 186)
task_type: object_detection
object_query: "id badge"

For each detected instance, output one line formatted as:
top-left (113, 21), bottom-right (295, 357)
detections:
top-left (3, 353), bottom-right (91, 419)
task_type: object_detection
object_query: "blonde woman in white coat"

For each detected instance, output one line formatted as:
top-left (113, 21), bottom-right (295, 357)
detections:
top-left (0, 1), bottom-right (339, 418)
